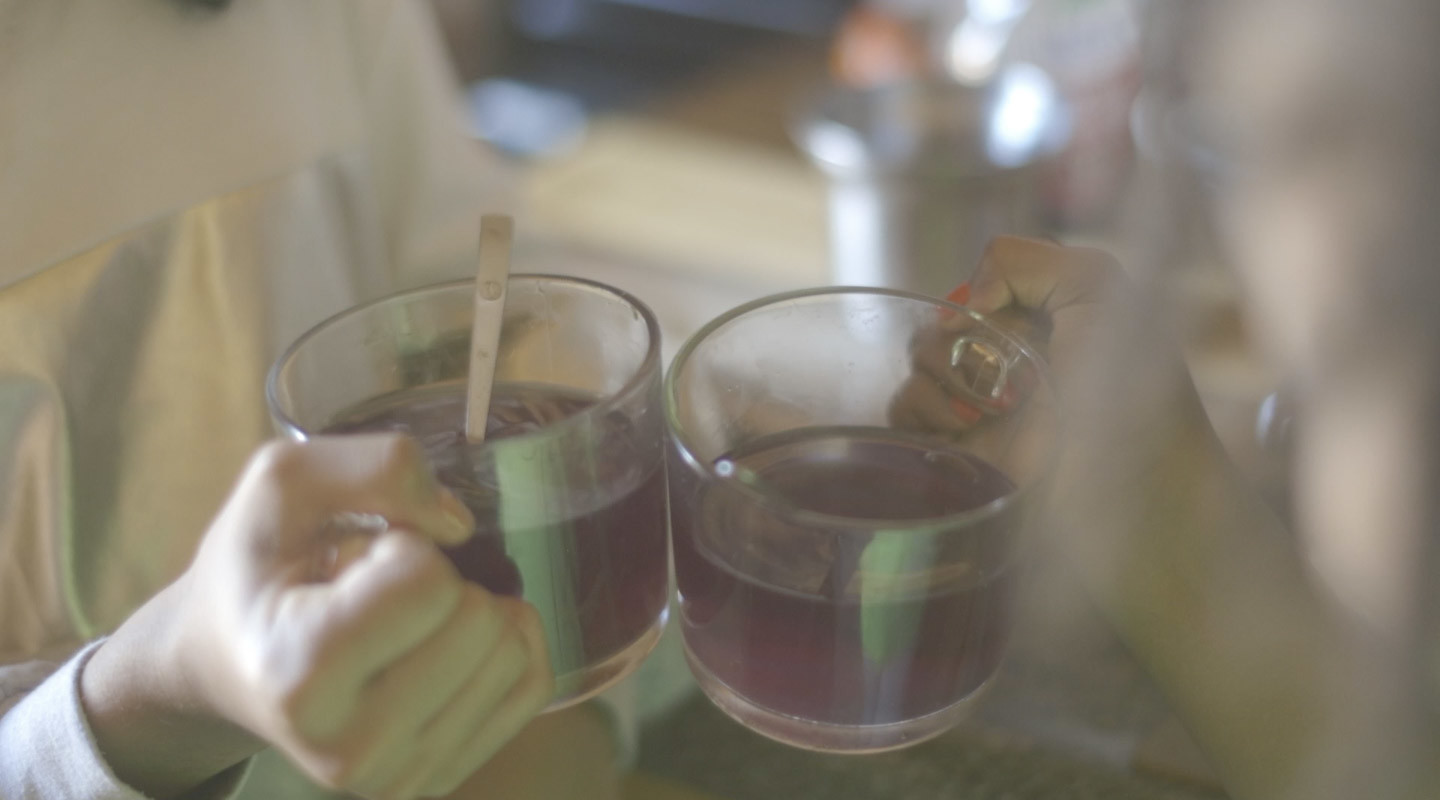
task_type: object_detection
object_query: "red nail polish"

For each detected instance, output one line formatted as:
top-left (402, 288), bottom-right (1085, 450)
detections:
top-left (996, 383), bottom-right (1019, 412)
top-left (950, 398), bottom-right (983, 424)
top-left (946, 283), bottom-right (971, 306)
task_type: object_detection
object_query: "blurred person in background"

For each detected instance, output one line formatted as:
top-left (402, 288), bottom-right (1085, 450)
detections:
top-left (0, 0), bottom-right (630, 798)
top-left (898, 1), bottom-right (1440, 798)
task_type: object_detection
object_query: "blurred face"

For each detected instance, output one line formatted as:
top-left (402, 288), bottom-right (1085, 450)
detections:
top-left (1203, 0), bottom-right (1439, 632)
top-left (1207, 4), bottom-right (1400, 382)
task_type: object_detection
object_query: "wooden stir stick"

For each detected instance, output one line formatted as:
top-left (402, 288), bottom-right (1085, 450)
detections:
top-left (465, 214), bottom-right (514, 443)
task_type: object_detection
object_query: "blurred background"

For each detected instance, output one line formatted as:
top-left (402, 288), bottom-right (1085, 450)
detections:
top-left (420, 2), bottom-right (1283, 798)
top-left (427, 0), bottom-right (1281, 556)
top-left (427, 0), bottom-right (1263, 463)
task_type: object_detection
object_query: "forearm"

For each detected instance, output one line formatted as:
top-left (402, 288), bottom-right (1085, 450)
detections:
top-left (80, 579), bottom-right (263, 799)
top-left (1053, 374), bottom-right (1341, 798)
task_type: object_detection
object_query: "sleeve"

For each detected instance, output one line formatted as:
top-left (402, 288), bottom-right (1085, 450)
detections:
top-left (0, 641), bottom-right (250, 800)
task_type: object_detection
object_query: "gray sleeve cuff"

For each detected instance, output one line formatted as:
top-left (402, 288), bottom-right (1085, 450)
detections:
top-left (0, 640), bottom-right (251, 800)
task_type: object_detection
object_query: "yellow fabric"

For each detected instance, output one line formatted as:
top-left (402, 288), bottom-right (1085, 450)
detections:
top-left (0, 0), bottom-right (361, 287)
top-left (0, 203), bottom-right (271, 645)
top-left (0, 0), bottom-right (509, 794)
top-left (0, 0), bottom-right (506, 654)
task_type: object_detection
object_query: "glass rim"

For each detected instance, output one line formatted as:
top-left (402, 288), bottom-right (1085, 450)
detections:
top-left (663, 285), bottom-right (1057, 533)
top-left (266, 273), bottom-right (663, 444)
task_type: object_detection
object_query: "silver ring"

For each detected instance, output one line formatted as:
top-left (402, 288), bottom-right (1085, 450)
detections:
top-left (950, 336), bottom-right (1010, 400)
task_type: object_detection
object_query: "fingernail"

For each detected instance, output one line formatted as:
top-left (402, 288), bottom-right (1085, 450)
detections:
top-left (939, 283), bottom-right (971, 321)
top-left (950, 398), bottom-right (983, 425)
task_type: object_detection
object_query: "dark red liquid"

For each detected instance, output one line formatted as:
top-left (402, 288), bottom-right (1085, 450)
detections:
top-left (326, 382), bottom-right (669, 672)
top-left (671, 427), bottom-right (1019, 728)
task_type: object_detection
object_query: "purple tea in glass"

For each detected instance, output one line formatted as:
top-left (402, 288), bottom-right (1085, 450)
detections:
top-left (665, 288), bottom-right (1056, 752)
top-left (268, 276), bottom-right (670, 710)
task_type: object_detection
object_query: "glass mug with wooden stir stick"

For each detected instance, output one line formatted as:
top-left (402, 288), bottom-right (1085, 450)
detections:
top-left (267, 271), bottom-right (670, 710)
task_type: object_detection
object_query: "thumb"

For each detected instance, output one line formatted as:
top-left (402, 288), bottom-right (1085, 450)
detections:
top-left (969, 236), bottom-right (1125, 318)
top-left (968, 236), bottom-right (1068, 315)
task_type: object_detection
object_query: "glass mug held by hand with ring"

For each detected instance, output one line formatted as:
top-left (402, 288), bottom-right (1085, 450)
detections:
top-left (267, 275), bottom-right (671, 710)
top-left (665, 287), bottom-right (1057, 753)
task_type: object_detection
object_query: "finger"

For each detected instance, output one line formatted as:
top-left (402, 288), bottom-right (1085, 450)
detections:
top-left (937, 305), bottom-right (1050, 353)
top-left (343, 750), bottom-right (423, 800)
top-left (969, 236), bottom-right (1121, 316)
top-left (888, 384), bottom-right (924, 431)
top-left (914, 335), bottom-right (1046, 433)
top-left (946, 283), bottom-right (971, 307)
top-left (251, 435), bottom-right (475, 548)
top-left (316, 433), bottom-right (475, 545)
top-left (387, 633), bottom-right (529, 799)
top-left (889, 379), bottom-right (975, 435)
top-left (271, 532), bottom-right (465, 739)
top-left (985, 307), bottom-right (1051, 351)
top-left (342, 584), bottom-right (509, 792)
top-left (911, 328), bottom-right (976, 399)
top-left (370, 584), bottom-right (508, 721)
top-left (421, 600), bottom-right (553, 795)
top-left (428, 663), bottom-right (552, 792)
top-left (509, 598), bottom-right (555, 704)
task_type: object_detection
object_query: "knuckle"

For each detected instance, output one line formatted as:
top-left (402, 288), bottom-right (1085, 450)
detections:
top-left (374, 432), bottom-right (424, 472)
top-left (459, 583), bottom-right (493, 611)
top-left (306, 727), bottom-right (392, 792)
top-left (456, 586), bottom-right (497, 625)
top-left (270, 666), bottom-right (335, 740)
top-left (490, 624), bottom-right (525, 661)
top-left (1072, 246), bottom-right (1126, 279)
top-left (272, 670), bottom-right (315, 722)
top-left (981, 235), bottom-right (1016, 260)
top-left (252, 636), bottom-right (317, 715)
top-left (257, 631), bottom-right (351, 741)
top-left (378, 530), bottom-right (448, 576)
top-left (404, 539), bottom-right (462, 588)
top-left (250, 439), bottom-right (306, 483)
top-left (980, 234), bottom-right (1038, 267)
top-left (455, 588), bottom-right (504, 651)
top-left (487, 629), bottom-right (531, 682)
top-left (308, 756), bottom-right (362, 792)
top-left (383, 541), bottom-right (463, 610)
top-left (509, 600), bottom-right (545, 637)
top-left (522, 663), bottom-right (557, 709)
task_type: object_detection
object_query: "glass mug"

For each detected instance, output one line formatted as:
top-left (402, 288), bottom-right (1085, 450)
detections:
top-left (267, 275), bottom-right (670, 710)
top-left (665, 287), bottom-right (1057, 752)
